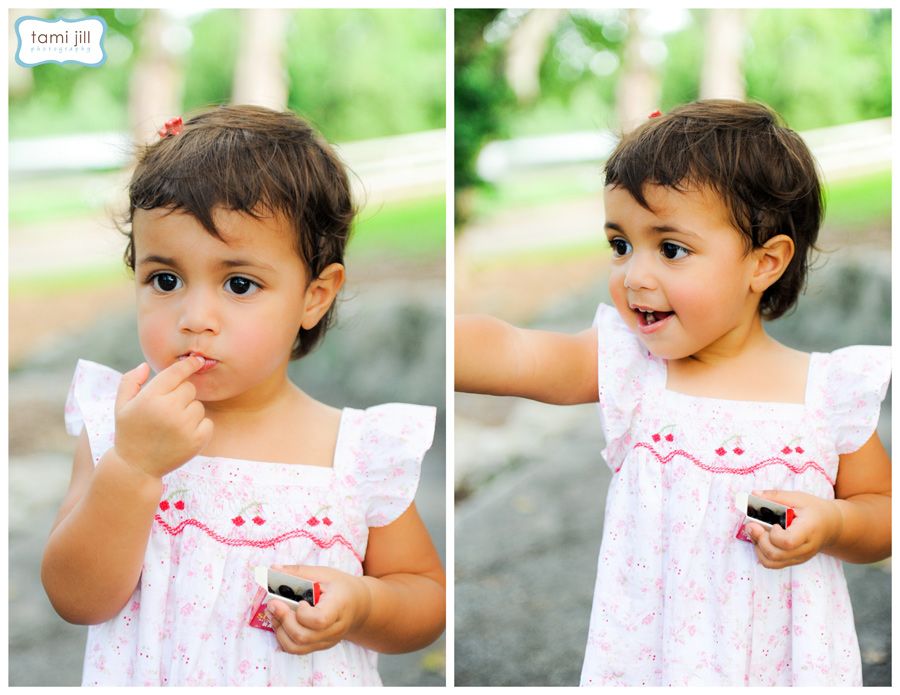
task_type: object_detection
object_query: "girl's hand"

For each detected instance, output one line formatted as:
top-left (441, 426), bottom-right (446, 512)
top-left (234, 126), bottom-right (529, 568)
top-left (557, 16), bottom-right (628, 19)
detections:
top-left (265, 565), bottom-right (373, 655)
top-left (114, 357), bottom-right (214, 479)
top-left (745, 489), bottom-right (843, 569)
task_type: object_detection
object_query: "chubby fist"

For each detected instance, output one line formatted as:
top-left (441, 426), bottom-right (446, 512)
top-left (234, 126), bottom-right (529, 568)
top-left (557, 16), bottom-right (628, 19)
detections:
top-left (265, 565), bottom-right (373, 655)
top-left (745, 489), bottom-right (843, 569)
top-left (114, 356), bottom-right (214, 479)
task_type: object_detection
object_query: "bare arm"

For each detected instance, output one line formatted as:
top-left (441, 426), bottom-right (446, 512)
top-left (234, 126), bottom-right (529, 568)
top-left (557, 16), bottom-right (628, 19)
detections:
top-left (455, 314), bottom-right (599, 405)
top-left (828, 431), bottom-right (891, 563)
top-left (41, 433), bottom-right (164, 624)
top-left (352, 502), bottom-right (446, 652)
top-left (41, 357), bottom-right (213, 624)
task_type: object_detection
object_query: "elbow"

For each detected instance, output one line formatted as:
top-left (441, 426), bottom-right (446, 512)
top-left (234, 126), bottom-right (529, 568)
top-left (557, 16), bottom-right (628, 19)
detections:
top-left (41, 554), bottom-right (123, 626)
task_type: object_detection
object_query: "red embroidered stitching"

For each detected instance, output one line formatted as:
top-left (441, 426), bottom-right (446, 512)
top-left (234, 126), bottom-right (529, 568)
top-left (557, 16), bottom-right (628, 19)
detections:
top-left (153, 515), bottom-right (363, 562)
top-left (627, 442), bottom-right (834, 485)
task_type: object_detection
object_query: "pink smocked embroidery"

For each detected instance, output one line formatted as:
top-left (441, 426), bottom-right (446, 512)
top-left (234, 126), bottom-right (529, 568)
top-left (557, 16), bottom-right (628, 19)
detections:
top-left (153, 515), bottom-right (363, 562)
top-left (628, 441), bottom-right (835, 486)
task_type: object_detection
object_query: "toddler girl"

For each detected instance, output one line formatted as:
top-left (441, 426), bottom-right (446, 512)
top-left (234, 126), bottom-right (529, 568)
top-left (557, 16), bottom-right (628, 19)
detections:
top-left (456, 100), bottom-right (890, 686)
top-left (42, 105), bottom-right (445, 686)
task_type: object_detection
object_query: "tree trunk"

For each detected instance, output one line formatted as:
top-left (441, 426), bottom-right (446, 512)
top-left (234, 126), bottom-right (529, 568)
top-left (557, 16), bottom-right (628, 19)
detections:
top-left (616, 9), bottom-right (661, 132)
top-left (505, 9), bottom-right (565, 104)
top-left (232, 9), bottom-right (289, 110)
top-left (128, 9), bottom-right (184, 145)
top-left (700, 9), bottom-right (746, 100)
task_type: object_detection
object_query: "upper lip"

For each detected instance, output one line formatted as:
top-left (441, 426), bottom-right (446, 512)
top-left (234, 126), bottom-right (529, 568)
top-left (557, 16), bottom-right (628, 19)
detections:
top-left (181, 350), bottom-right (216, 361)
top-left (630, 303), bottom-right (666, 313)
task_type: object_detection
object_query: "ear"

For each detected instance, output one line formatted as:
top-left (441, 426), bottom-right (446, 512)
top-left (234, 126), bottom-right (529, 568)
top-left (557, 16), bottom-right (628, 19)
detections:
top-left (749, 235), bottom-right (794, 293)
top-left (300, 263), bottom-right (345, 330)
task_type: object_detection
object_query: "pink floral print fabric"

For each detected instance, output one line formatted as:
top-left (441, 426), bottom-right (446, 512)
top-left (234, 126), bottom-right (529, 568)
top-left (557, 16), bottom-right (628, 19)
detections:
top-left (65, 360), bottom-right (435, 686)
top-left (581, 305), bottom-right (890, 686)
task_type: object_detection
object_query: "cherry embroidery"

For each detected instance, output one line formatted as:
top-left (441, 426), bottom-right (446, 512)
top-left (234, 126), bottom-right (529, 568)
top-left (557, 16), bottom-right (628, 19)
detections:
top-left (159, 489), bottom-right (189, 512)
top-left (651, 424), bottom-right (677, 443)
top-left (307, 505), bottom-right (333, 527)
top-left (232, 502), bottom-right (266, 526)
top-left (715, 435), bottom-right (744, 456)
top-left (782, 437), bottom-right (804, 455)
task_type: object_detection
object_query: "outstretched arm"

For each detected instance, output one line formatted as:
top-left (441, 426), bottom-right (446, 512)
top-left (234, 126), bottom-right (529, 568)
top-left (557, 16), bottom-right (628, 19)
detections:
top-left (748, 431), bottom-right (891, 568)
top-left (455, 314), bottom-right (599, 405)
top-left (265, 502), bottom-right (445, 654)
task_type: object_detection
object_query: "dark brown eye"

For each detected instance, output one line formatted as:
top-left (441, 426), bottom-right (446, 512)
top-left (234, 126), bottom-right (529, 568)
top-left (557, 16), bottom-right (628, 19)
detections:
top-left (661, 242), bottom-right (689, 260)
top-left (226, 277), bottom-right (258, 295)
top-left (152, 273), bottom-right (181, 292)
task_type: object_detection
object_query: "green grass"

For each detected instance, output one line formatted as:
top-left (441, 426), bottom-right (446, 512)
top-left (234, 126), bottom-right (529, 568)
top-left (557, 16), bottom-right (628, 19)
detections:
top-left (822, 170), bottom-right (891, 226)
top-left (351, 193), bottom-right (445, 257)
top-left (467, 237), bottom-right (609, 272)
top-left (10, 182), bottom-right (104, 225)
top-left (10, 261), bottom-right (131, 298)
top-left (473, 166), bottom-right (601, 220)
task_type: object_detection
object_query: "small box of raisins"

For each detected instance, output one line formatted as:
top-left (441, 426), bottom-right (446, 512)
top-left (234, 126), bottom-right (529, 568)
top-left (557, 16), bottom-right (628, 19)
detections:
top-left (248, 566), bottom-right (322, 631)
top-left (734, 492), bottom-right (795, 543)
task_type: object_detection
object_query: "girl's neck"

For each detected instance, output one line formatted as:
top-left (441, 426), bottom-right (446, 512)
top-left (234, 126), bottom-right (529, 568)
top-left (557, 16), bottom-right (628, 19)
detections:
top-left (199, 376), bottom-right (342, 467)
top-left (666, 319), bottom-right (810, 403)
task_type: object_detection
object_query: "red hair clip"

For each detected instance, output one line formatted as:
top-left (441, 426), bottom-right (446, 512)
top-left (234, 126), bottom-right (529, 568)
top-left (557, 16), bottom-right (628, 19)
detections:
top-left (648, 110), bottom-right (662, 119)
top-left (158, 116), bottom-right (184, 138)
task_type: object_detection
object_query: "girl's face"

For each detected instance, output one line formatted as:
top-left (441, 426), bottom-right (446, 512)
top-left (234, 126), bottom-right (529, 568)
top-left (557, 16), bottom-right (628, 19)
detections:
top-left (604, 184), bottom-right (763, 362)
top-left (132, 207), bottom-right (338, 407)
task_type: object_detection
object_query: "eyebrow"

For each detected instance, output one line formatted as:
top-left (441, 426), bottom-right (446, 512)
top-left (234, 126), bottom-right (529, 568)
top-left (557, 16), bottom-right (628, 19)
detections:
top-left (604, 221), bottom-right (699, 238)
top-left (136, 254), bottom-right (276, 272)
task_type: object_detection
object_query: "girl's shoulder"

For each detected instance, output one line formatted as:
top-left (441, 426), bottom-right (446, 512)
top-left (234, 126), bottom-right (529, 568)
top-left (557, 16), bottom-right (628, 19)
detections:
top-left (809, 344), bottom-right (891, 396)
top-left (592, 302), bottom-right (661, 392)
top-left (65, 359), bottom-right (121, 466)
top-left (339, 402), bottom-right (437, 465)
top-left (808, 344), bottom-right (891, 454)
top-left (338, 403), bottom-right (436, 528)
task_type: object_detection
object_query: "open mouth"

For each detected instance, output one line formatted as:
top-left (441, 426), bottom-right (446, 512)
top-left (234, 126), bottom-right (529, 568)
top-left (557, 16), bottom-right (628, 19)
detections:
top-left (634, 308), bottom-right (675, 329)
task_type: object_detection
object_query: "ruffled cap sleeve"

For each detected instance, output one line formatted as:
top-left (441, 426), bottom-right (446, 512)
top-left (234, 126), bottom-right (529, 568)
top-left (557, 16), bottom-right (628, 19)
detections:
top-left (65, 359), bottom-right (121, 466)
top-left (594, 304), bottom-right (654, 472)
top-left (816, 345), bottom-right (891, 454)
top-left (345, 403), bottom-right (436, 527)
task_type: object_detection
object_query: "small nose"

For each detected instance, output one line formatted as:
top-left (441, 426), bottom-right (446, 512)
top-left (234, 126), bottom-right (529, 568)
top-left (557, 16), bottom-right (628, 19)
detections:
top-left (178, 287), bottom-right (220, 334)
top-left (623, 251), bottom-right (657, 292)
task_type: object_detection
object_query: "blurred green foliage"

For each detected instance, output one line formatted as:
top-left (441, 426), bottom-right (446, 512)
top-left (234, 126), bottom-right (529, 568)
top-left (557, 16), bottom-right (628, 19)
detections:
top-left (10, 8), bottom-right (445, 143)
top-left (454, 8), bottom-right (892, 223)
top-left (454, 9), bottom-right (515, 220)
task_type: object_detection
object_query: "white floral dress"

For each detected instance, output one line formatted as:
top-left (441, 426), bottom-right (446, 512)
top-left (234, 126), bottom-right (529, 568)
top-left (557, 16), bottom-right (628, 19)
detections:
top-left (581, 305), bottom-right (890, 686)
top-left (65, 360), bottom-right (436, 686)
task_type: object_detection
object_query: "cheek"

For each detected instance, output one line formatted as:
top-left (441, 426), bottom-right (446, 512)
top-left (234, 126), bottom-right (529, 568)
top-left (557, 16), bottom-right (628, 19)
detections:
top-left (230, 311), bottom-right (302, 363)
top-left (608, 266), bottom-right (626, 300)
top-left (137, 307), bottom-right (173, 371)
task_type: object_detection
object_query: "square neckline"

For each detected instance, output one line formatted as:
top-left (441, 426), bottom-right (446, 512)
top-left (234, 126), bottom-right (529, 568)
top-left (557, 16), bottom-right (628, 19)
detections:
top-left (659, 352), bottom-right (819, 412)
top-left (185, 407), bottom-right (351, 474)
